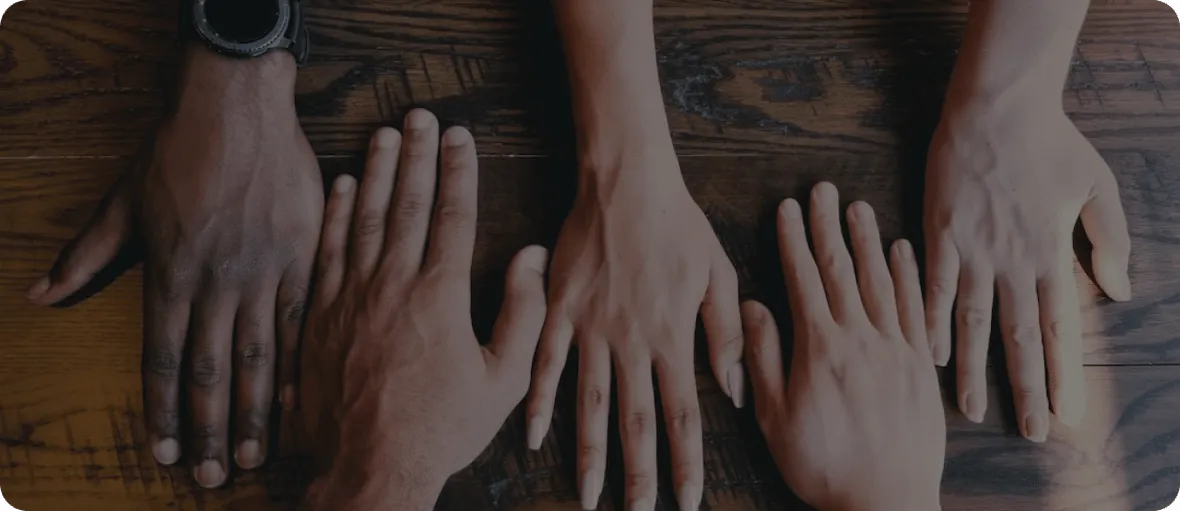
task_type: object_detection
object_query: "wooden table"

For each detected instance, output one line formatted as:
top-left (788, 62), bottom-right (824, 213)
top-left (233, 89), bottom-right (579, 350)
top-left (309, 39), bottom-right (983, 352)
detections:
top-left (3, 1), bottom-right (1180, 509)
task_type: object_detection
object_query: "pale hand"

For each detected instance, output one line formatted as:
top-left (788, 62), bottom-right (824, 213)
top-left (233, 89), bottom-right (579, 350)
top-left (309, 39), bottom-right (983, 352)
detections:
top-left (924, 102), bottom-right (1132, 440)
top-left (525, 151), bottom-right (744, 511)
top-left (744, 183), bottom-right (945, 511)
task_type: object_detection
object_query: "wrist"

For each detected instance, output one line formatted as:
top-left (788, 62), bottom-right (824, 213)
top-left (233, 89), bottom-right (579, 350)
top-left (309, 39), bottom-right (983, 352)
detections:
top-left (175, 43), bottom-right (297, 110)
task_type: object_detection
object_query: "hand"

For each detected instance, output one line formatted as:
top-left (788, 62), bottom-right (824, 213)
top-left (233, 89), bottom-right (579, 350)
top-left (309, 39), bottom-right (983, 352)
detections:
top-left (525, 150), bottom-right (744, 511)
top-left (924, 100), bottom-right (1132, 439)
top-left (26, 46), bottom-right (323, 486)
top-left (298, 111), bottom-right (549, 511)
top-left (743, 183), bottom-right (945, 511)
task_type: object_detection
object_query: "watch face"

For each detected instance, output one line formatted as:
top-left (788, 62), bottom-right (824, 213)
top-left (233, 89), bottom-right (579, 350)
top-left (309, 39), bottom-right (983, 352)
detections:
top-left (203, 0), bottom-right (282, 45)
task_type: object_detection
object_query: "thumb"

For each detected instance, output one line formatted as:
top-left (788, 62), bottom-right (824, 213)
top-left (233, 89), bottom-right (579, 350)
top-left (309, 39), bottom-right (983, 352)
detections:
top-left (1080, 172), bottom-right (1132, 302)
top-left (28, 176), bottom-right (135, 306)
top-left (486, 245), bottom-right (550, 403)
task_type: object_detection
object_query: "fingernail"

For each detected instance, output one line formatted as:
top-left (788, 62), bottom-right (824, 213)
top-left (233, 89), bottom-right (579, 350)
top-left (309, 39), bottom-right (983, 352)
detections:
top-left (677, 484), bottom-right (700, 510)
top-left (520, 246), bottom-right (550, 273)
top-left (961, 391), bottom-right (984, 423)
top-left (526, 417), bottom-right (546, 451)
top-left (813, 181), bottom-right (837, 203)
top-left (442, 126), bottom-right (473, 147)
top-left (1024, 413), bottom-right (1049, 443)
top-left (405, 109), bottom-right (434, 130)
top-left (235, 440), bottom-right (263, 470)
top-left (194, 459), bottom-right (226, 489)
top-left (152, 438), bottom-right (180, 465)
top-left (850, 201), bottom-right (873, 221)
top-left (281, 385), bottom-right (296, 411)
top-left (26, 276), bottom-right (50, 300)
top-left (373, 127), bottom-right (400, 148)
top-left (580, 469), bottom-right (602, 510)
top-left (932, 342), bottom-right (949, 367)
top-left (780, 199), bottom-right (801, 218)
top-left (333, 175), bottom-right (355, 193)
top-left (727, 364), bottom-right (745, 409)
top-left (895, 240), bottom-right (913, 260)
top-left (627, 497), bottom-right (654, 511)
top-left (1103, 261), bottom-right (1132, 302)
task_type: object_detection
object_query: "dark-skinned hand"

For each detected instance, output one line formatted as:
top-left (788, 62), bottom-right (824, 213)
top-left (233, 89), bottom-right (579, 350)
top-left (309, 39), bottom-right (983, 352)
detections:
top-left (27, 46), bottom-right (322, 488)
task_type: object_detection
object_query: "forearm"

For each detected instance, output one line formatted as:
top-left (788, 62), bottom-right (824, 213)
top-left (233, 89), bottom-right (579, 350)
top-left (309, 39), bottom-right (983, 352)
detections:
top-left (553, 0), bottom-right (676, 174)
top-left (945, 0), bottom-right (1090, 112)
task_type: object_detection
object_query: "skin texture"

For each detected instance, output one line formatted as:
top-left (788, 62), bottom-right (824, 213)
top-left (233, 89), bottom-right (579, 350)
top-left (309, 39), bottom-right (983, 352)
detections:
top-left (745, 183), bottom-right (945, 511)
top-left (526, 2), bottom-right (744, 510)
top-left (299, 112), bottom-right (549, 511)
top-left (27, 46), bottom-right (322, 487)
top-left (925, 0), bottom-right (1132, 441)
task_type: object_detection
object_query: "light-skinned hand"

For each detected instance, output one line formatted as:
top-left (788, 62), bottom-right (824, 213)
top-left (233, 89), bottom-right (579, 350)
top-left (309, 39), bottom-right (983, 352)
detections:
top-left (525, 149), bottom-right (744, 511)
top-left (924, 102), bottom-right (1131, 440)
top-left (299, 111), bottom-right (549, 511)
top-left (744, 183), bottom-right (945, 511)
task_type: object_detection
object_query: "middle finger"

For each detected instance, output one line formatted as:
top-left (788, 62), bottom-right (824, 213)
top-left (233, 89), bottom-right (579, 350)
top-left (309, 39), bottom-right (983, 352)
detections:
top-left (189, 294), bottom-right (238, 488)
top-left (654, 349), bottom-right (703, 511)
top-left (998, 271), bottom-right (1050, 442)
top-left (809, 182), bottom-right (868, 324)
top-left (615, 349), bottom-right (658, 511)
top-left (233, 286), bottom-right (278, 470)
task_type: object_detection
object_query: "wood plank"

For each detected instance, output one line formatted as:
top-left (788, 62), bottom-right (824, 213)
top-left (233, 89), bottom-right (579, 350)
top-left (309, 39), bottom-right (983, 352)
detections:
top-left (1, 0), bottom-right (1177, 157)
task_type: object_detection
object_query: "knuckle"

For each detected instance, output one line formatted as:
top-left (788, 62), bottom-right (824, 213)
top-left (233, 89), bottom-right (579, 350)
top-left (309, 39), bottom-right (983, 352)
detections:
top-left (666, 406), bottom-right (700, 435)
top-left (281, 296), bottom-right (308, 324)
top-left (395, 193), bottom-right (428, 221)
top-left (1046, 320), bottom-right (1066, 341)
top-left (579, 442), bottom-right (603, 460)
top-left (580, 386), bottom-right (606, 411)
top-left (959, 307), bottom-right (990, 330)
top-left (623, 412), bottom-right (653, 437)
top-left (1006, 324), bottom-right (1043, 351)
top-left (626, 472), bottom-right (654, 492)
top-left (191, 355), bottom-right (223, 387)
top-left (193, 425), bottom-right (223, 458)
top-left (237, 342), bottom-right (271, 370)
top-left (149, 410), bottom-right (180, 435)
top-left (353, 213), bottom-right (386, 240)
top-left (143, 349), bottom-right (181, 379)
top-left (928, 280), bottom-right (955, 300)
top-left (818, 251), bottom-right (851, 276)
top-left (435, 204), bottom-right (473, 229)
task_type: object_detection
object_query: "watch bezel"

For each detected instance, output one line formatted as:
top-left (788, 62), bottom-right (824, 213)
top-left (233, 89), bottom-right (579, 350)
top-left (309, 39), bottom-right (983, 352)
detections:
top-left (192, 0), bottom-right (291, 58)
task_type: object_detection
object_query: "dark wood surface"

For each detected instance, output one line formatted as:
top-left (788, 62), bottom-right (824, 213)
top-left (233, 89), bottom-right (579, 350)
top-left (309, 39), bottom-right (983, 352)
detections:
top-left (2, 1), bottom-right (1180, 510)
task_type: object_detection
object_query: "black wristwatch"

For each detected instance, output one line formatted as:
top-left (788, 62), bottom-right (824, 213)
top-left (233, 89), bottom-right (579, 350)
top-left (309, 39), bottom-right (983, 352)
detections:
top-left (180, 0), bottom-right (310, 66)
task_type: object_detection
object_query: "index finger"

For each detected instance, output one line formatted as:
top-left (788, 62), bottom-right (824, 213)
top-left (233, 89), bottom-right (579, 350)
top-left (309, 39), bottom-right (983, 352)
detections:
top-left (776, 198), bottom-right (832, 324)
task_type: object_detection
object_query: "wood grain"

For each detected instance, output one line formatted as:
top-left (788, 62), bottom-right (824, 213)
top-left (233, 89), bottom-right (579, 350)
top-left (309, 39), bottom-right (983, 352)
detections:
top-left (1, 0), bottom-right (1178, 157)
top-left (2, 0), bottom-right (1180, 510)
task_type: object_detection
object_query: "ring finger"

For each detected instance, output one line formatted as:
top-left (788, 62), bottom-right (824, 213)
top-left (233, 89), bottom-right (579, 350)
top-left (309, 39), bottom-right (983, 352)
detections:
top-left (955, 261), bottom-right (994, 424)
top-left (233, 285), bottom-right (278, 470)
top-left (615, 348), bottom-right (658, 511)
